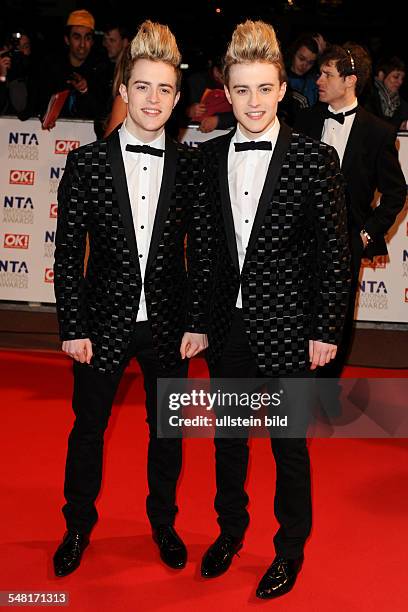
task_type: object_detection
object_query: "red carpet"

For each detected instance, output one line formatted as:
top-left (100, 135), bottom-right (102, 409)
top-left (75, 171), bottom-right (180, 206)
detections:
top-left (1, 349), bottom-right (407, 611)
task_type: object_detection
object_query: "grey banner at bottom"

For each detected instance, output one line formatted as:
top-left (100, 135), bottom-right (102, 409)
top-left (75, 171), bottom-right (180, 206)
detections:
top-left (157, 378), bottom-right (408, 438)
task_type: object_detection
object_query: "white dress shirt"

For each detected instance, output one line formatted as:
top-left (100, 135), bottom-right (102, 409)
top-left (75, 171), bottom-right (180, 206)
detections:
top-left (119, 121), bottom-right (165, 321)
top-left (321, 99), bottom-right (358, 166)
top-left (228, 120), bottom-right (280, 308)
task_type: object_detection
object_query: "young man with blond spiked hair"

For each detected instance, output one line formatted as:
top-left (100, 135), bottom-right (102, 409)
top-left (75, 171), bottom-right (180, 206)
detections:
top-left (200, 20), bottom-right (351, 598)
top-left (53, 20), bottom-right (214, 577)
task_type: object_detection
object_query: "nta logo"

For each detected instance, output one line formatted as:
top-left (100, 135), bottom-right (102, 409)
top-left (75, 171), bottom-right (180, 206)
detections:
top-left (0, 260), bottom-right (29, 273)
top-left (44, 231), bottom-right (55, 243)
top-left (359, 280), bottom-right (388, 294)
top-left (50, 203), bottom-right (58, 218)
top-left (4, 196), bottom-right (33, 209)
top-left (49, 167), bottom-right (65, 179)
top-left (9, 132), bottom-right (39, 145)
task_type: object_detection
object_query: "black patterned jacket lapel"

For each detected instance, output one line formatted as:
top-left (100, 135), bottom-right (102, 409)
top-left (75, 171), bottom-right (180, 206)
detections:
top-left (243, 123), bottom-right (293, 265)
top-left (218, 130), bottom-right (240, 273)
top-left (106, 127), bottom-right (139, 268)
top-left (145, 134), bottom-right (177, 273)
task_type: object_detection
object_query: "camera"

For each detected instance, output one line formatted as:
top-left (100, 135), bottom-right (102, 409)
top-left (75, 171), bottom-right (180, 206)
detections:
top-left (10, 33), bottom-right (22, 56)
top-left (0, 33), bottom-right (22, 59)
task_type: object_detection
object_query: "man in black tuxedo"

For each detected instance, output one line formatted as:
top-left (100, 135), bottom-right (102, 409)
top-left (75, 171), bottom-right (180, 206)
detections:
top-left (52, 21), bottom-right (213, 577)
top-left (199, 21), bottom-right (351, 599)
top-left (295, 43), bottom-right (406, 373)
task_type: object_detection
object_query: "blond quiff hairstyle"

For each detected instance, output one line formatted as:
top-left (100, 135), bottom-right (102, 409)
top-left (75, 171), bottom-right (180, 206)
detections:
top-left (224, 20), bottom-right (286, 85)
top-left (125, 20), bottom-right (182, 90)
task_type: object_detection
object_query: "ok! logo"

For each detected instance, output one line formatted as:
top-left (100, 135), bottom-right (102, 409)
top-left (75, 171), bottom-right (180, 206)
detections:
top-left (4, 234), bottom-right (30, 249)
top-left (9, 170), bottom-right (35, 185)
top-left (44, 268), bottom-right (54, 283)
top-left (55, 140), bottom-right (80, 154)
top-left (49, 203), bottom-right (58, 218)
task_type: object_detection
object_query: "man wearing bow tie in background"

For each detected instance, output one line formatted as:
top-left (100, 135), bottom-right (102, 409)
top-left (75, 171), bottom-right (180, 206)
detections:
top-left (295, 43), bottom-right (406, 375)
top-left (53, 20), bottom-right (213, 577)
top-left (200, 21), bottom-right (350, 598)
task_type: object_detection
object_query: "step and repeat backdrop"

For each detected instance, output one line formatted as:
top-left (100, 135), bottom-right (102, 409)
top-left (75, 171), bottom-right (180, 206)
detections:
top-left (0, 117), bottom-right (407, 322)
top-left (0, 117), bottom-right (95, 303)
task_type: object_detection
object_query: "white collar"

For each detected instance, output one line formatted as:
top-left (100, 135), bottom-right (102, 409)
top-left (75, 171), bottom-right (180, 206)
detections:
top-left (234, 119), bottom-right (280, 144)
top-left (328, 99), bottom-right (358, 115)
top-left (120, 121), bottom-right (166, 149)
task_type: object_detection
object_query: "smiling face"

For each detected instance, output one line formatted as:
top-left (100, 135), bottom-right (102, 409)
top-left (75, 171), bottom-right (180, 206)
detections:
top-left (225, 61), bottom-right (286, 138)
top-left (65, 26), bottom-right (93, 66)
top-left (119, 58), bottom-right (180, 142)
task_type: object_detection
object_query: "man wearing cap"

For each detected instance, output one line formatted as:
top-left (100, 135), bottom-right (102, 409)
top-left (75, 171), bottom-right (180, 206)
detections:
top-left (35, 9), bottom-right (110, 131)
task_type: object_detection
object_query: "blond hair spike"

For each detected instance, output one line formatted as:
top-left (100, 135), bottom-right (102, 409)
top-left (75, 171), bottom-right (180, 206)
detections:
top-left (130, 20), bottom-right (181, 67)
top-left (224, 20), bottom-right (285, 84)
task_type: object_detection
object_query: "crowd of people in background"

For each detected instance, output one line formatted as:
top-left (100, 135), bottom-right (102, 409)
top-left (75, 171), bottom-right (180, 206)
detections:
top-left (0, 8), bottom-right (407, 137)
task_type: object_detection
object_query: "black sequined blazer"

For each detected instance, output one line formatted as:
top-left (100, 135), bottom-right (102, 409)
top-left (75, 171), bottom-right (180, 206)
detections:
top-left (201, 123), bottom-right (351, 375)
top-left (54, 127), bottom-right (213, 374)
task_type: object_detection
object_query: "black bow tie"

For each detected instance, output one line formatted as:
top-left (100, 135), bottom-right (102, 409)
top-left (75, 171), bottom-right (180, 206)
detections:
top-left (323, 107), bottom-right (358, 125)
top-left (234, 141), bottom-right (272, 152)
top-left (126, 143), bottom-right (164, 157)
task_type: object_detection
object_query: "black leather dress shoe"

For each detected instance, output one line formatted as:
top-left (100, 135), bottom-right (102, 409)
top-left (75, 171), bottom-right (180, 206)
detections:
top-left (201, 533), bottom-right (243, 578)
top-left (152, 525), bottom-right (187, 569)
top-left (53, 530), bottom-right (90, 577)
top-left (256, 555), bottom-right (303, 599)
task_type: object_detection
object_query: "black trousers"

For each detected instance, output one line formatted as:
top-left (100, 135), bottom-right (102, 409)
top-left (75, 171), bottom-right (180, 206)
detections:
top-left (209, 309), bottom-right (312, 559)
top-left (62, 321), bottom-right (188, 533)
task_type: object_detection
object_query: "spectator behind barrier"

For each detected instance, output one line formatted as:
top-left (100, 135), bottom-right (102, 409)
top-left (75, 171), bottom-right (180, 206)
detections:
top-left (285, 33), bottom-right (320, 107)
top-left (0, 31), bottom-right (37, 119)
top-left (183, 53), bottom-right (235, 133)
top-left (103, 46), bottom-right (129, 137)
top-left (35, 9), bottom-right (111, 134)
top-left (365, 56), bottom-right (408, 130)
top-left (96, 24), bottom-right (130, 138)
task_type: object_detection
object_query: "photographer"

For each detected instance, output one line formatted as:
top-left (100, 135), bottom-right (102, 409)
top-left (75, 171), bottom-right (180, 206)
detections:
top-left (0, 32), bottom-right (37, 119)
top-left (0, 43), bottom-right (11, 113)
